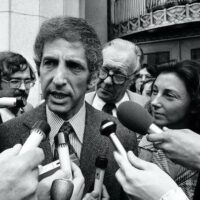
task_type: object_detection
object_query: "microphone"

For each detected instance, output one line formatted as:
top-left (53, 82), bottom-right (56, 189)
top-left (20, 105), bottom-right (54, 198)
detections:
top-left (19, 120), bottom-right (51, 154)
top-left (51, 178), bottom-right (74, 200)
top-left (0, 97), bottom-right (25, 108)
top-left (93, 156), bottom-right (108, 199)
top-left (117, 101), bottom-right (163, 135)
top-left (57, 132), bottom-right (72, 179)
top-left (100, 120), bottom-right (127, 159)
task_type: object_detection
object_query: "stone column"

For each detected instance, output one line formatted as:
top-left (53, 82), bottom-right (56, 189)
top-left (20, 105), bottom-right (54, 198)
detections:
top-left (0, 0), bottom-right (85, 106)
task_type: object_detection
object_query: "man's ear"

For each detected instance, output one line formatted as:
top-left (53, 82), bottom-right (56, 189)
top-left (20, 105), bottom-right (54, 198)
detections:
top-left (87, 72), bottom-right (98, 90)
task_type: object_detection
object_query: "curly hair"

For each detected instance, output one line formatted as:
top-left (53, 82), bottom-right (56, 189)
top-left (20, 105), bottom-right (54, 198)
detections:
top-left (34, 16), bottom-right (103, 83)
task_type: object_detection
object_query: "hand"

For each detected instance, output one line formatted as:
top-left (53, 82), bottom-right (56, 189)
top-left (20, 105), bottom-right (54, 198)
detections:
top-left (147, 128), bottom-right (200, 170)
top-left (83, 185), bottom-right (110, 200)
top-left (114, 151), bottom-right (178, 200)
top-left (43, 162), bottom-right (84, 200)
top-left (0, 144), bottom-right (44, 200)
top-left (37, 169), bottom-right (67, 200)
top-left (71, 162), bottom-right (85, 200)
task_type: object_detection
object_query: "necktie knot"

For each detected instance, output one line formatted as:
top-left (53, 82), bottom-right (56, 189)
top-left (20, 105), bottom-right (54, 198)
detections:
top-left (59, 122), bottom-right (73, 136)
top-left (102, 103), bottom-right (116, 115)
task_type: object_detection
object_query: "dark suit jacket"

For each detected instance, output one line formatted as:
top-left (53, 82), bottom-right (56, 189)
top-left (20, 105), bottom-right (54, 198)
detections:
top-left (0, 102), bottom-right (137, 200)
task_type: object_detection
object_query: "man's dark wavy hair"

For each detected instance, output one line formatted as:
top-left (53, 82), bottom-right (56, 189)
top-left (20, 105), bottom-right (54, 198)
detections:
top-left (34, 16), bottom-right (103, 84)
top-left (0, 51), bottom-right (35, 83)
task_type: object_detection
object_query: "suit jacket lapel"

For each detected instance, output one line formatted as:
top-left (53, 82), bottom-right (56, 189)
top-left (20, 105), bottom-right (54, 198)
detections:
top-left (22, 103), bottom-right (53, 164)
top-left (80, 103), bottom-right (110, 192)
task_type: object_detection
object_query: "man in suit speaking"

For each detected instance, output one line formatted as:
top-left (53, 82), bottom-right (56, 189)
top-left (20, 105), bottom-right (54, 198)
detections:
top-left (0, 17), bottom-right (137, 200)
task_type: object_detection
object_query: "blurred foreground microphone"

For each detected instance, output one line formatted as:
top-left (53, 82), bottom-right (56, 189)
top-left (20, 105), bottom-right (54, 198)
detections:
top-left (0, 97), bottom-right (25, 108)
top-left (93, 156), bottom-right (108, 199)
top-left (117, 101), bottom-right (163, 135)
top-left (100, 120), bottom-right (127, 159)
top-left (19, 120), bottom-right (50, 154)
top-left (51, 178), bottom-right (74, 200)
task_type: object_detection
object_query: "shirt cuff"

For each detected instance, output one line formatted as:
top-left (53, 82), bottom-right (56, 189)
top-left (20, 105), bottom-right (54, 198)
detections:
top-left (160, 187), bottom-right (189, 200)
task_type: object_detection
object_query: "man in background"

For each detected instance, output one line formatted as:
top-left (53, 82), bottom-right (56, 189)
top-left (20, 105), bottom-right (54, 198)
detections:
top-left (0, 51), bottom-right (35, 122)
top-left (85, 38), bottom-right (147, 116)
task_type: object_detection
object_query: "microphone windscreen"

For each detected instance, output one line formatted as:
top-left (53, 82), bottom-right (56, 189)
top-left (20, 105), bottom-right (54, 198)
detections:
top-left (32, 120), bottom-right (51, 137)
top-left (100, 120), bottom-right (117, 137)
top-left (16, 98), bottom-right (25, 107)
top-left (117, 101), bottom-right (153, 134)
top-left (51, 179), bottom-right (74, 200)
top-left (95, 156), bottom-right (108, 169)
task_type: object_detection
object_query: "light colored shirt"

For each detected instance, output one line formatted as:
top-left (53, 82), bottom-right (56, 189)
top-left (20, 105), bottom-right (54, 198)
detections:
top-left (160, 187), bottom-right (189, 200)
top-left (0, 107), bottom-right (26, 123)
top-left (46, 102), bottom-right (86, 158)
top-left (92, 92), bottom-right (129, 117)
top-left (0, 108), bottom-right (15, 122)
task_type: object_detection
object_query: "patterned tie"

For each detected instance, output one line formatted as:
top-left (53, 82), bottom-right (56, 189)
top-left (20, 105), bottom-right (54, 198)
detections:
top-left (102, 103), bottom-right (116, 115)
top-left (54, 122), bottom-right (79, 165)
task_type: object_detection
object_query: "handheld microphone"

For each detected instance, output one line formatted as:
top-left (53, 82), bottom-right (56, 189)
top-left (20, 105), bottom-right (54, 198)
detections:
top-left (0, 97), bottom-right (25, 108)
top-left (51, 178), bottom-right (74, 200)
top-left (57, 132), bottom-right (72, 179)
top-left (117, 101), bottom-right (163, 135)
top-left (100, 120), bottom-right (127, 159)
top-left (93, 156), bottom-right (108, 199)
top-left (19, 120), bottom-right (50, 154)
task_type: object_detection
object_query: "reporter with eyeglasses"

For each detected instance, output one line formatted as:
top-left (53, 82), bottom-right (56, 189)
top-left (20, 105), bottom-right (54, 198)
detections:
top-left (0, 51), bottom-right (36, 123)
top-left (85, 38), bottom-right (147, 117)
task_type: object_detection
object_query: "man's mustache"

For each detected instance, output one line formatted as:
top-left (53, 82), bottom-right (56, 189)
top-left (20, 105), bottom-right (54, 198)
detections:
top-left (14, 90), bottom-right (28, 99)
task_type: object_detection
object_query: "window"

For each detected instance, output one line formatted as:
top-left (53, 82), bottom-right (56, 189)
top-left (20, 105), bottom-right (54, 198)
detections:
top-left (191, 48), bottom-right (200, 60)
top-left (144, 52), bottom-right (170, 66)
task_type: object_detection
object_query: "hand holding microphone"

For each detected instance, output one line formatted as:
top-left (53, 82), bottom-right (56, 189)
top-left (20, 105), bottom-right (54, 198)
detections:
top-left (93, 156), bottom-right (108, 199)
top-left (50, 130), bottom-right (77, 200)
top-left (114, 151), bottom-right (188, 200)
top-left (50, 162), bottom-right (85, 200)
top-left (117, 101), bottom-right (163, 135)
top-left (0, 144), bottom-right (44, 200)
top-left (19, 120), bottom-right (50, 155)
top-left (83, 185), bottom-right (110, 200)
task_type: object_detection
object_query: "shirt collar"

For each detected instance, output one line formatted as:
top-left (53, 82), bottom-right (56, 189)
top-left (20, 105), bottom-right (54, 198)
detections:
top-left (116, 92), bottom-right (129, 107)
top-left (93, 91), bottom-right (129, 109)
top-left (92, 94), bottom-right (106, 111)
top-left (46, 102), bottom-right (86, 145)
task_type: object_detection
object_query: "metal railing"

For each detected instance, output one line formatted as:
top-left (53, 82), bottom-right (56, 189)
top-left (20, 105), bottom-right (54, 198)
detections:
top-left (111, 0), bottom-right (200, 25)
top-left (110, 0), bottom-right (200, 38)
top-left (146, 0), bottom-right (200, 12)
top-left (111, 0), bottom-right (146, 24)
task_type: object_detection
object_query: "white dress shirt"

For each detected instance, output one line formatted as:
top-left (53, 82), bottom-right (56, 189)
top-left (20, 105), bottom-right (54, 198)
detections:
top-left (46, 102), bottom-right (86, 158)
top-left (92, 92), bottom-right (129, 117)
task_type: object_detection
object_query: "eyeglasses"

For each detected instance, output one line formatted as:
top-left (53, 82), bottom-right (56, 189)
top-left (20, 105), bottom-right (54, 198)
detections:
top-left (1, 79), bottom-right (35, 89)
top-left (99, 69), bottom-right (134, 85)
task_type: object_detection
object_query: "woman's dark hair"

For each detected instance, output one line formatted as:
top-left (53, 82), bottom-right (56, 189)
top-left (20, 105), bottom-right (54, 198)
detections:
top-left (152, 60), bottom-right (200, 132)
top-left (140, 78), bottom-right (154, 95)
